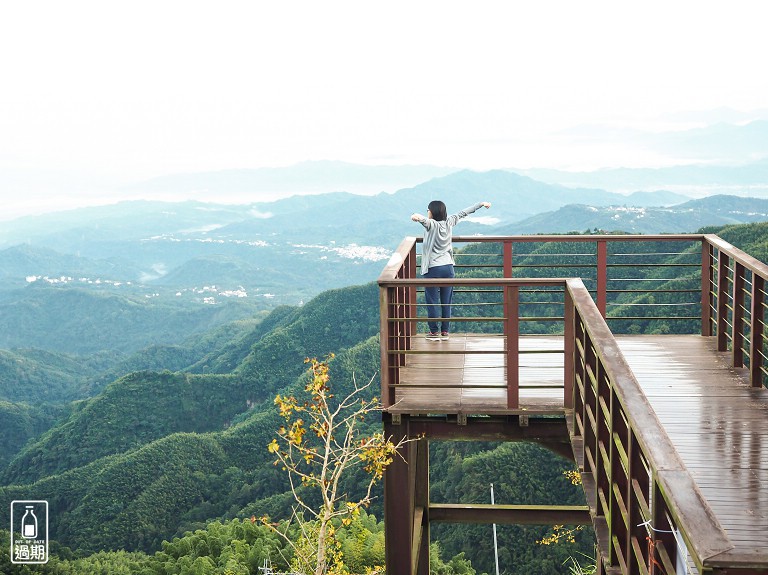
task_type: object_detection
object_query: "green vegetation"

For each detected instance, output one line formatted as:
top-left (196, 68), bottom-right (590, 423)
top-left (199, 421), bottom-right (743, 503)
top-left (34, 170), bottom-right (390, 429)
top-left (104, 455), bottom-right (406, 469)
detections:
top-left (264, 355), bottom-right (410, 574)
top-left (1, 372), bottom-right (248, 484)
top-left (0, 513), bottom-right (474, 574)
top-left (3, 221), bottom-right (768, 572)
top-left (429, 441), bottom-right (593, 574)
top-left (0, 347), bottom-right (117, 404)
top-left (0, 401), bottom-right (68, 471)
top-left (0, 286), bottom-right (262, 355)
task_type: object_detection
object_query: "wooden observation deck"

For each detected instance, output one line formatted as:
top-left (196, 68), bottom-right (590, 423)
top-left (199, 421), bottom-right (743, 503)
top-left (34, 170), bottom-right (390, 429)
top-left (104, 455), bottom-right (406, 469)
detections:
top-left (379, 234), bottom-right (768, 575)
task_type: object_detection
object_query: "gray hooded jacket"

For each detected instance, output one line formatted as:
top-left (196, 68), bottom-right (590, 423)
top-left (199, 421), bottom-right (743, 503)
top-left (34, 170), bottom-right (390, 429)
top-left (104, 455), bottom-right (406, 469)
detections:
top-left (416, 202), bottom-right (485, 275)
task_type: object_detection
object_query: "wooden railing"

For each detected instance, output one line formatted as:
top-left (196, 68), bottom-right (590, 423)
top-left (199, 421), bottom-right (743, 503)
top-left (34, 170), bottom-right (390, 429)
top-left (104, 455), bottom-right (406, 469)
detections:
top-left (704, 234), bottom-right (768, 388)
top-left (379, 233), bottom-right (768, 575)
top-left (379, 234), bottom-right (768, 408)
top-left (567, 277), bottom-right (731, 575)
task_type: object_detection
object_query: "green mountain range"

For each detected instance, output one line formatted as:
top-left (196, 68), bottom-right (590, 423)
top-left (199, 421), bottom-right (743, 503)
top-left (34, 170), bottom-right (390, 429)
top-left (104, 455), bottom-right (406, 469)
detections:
top-left (0, 272), bottom-right (587, 573)
top-left (3, 167), bottom-right (768, 573)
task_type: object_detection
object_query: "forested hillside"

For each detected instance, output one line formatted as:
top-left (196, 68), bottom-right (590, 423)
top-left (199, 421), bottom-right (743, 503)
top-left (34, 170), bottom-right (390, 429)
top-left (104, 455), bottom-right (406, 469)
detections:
top-left (3, 219), bottom-right (768, 573)
top-left (0, 274), bottom-right (586, 573)
top-left (1, 282), bottom-right (380, 485)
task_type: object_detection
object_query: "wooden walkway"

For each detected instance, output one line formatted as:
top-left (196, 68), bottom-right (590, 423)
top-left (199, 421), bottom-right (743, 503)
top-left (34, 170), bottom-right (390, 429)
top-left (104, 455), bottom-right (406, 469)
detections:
top-left (390, 333), bottom-right (768, 563)
top-left (615, 335), bottom-right (768, 563)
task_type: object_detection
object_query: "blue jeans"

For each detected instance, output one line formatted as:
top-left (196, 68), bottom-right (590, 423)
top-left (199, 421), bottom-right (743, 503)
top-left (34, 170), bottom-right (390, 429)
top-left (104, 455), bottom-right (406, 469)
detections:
top-left (424, 264), bottom-right (454, 334)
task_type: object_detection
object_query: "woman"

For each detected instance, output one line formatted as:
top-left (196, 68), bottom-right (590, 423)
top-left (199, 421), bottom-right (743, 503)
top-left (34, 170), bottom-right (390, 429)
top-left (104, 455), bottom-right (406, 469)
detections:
top-left (411, 200), bottom-right (492, 340)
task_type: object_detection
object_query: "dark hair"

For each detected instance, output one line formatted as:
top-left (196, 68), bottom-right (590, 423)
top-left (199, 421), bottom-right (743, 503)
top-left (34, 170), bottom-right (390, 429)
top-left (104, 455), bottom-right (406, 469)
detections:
top-left (428, 200), bottom-right (447, 221)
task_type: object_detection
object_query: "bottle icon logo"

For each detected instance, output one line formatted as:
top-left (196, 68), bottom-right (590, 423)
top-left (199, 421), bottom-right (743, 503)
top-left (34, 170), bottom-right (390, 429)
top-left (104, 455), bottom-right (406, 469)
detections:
top-left (10, 500), bottom-right (49, 564)
top-left (22, 506), bottom-right (38, 539)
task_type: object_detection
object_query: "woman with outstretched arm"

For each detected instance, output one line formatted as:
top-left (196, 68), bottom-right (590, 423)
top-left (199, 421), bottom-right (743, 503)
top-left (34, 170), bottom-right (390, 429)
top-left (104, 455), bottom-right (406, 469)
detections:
top-left (411, 200), bottom-right (492, 340)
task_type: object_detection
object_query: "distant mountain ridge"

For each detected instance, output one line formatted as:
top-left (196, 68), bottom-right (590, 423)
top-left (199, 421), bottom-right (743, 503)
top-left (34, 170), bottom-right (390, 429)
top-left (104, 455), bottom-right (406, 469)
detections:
top-left (521, 156), bottom-right (768, 194)
top-left (501, 194), bottom-right (768, 234)
top-left (0, 169), bottom-right (696, 313)
top-left (1, 169), bottom-right (767, 360)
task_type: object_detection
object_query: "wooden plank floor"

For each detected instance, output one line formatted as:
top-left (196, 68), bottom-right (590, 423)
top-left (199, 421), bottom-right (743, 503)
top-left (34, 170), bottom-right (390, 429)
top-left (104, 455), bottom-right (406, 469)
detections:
top-left (389, 333), bottom-right (768, 562)
top-left (615, 335), bottom-right (768, 562)
top-left (390, 333), bottom-right (565, 415)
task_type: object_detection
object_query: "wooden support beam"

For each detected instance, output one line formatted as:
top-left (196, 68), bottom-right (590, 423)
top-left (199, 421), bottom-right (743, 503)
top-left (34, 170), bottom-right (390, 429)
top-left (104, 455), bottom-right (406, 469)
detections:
top-left (406, 416), bottom-right (569, 442)
top-left (412, 506), bottom-right (424, 575)
top-left (414, 439), bottom-right (430, 575)
top-left (384, 418), bottom-right (413, 574)
top-left (429, 503), bottom-right (591, 525)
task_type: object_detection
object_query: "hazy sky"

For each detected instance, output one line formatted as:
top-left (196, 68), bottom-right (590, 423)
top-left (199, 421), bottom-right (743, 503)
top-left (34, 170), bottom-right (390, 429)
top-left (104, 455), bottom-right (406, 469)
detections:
top-left (2, 1), bottom-right (768, 217)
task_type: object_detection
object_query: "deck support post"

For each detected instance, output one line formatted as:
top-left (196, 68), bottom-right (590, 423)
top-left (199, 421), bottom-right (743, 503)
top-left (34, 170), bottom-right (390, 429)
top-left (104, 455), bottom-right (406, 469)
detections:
top-left (384, 414), bottom-right (414, 575)
top-left (383, 414), bottom-right (430, 575)
top-left (414, 436), bottom-right (430, 575)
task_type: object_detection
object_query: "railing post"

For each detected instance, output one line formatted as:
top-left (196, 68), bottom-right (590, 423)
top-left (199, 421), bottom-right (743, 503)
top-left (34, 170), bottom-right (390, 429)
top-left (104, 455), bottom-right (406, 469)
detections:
top-left (627, 431), bottom-right (647, 575)
top-left (379, 286), bottom-right (395, 408)
top-left (505, 284), bottom-right (519, 409)
top-left (733, 262), bottom-right (746, 367)
top-left (650, 481), bottom-right (678, 575)
top-left (564, 285), bottom-right (575, 409)
top-left (395, 282), bottom-right (405, 371)
top-left (608, 386), bottom-right (628, 569)
top-left (503, 239), bottom-right (513, 278)
top-left (408, 243), bottom-right (418, 342)
top-left (717, 250), bottom-right (731, 352)
top-left (751, 274), bottom-right (765, 387)
top-left (701, 239), bottom-right (713, 336)
top-left (573, 307), bottom-right (586, 444)
top-left (596, 370), bottom-right (613, 562)
top-left (597, 240), bottom-right (607, 318)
